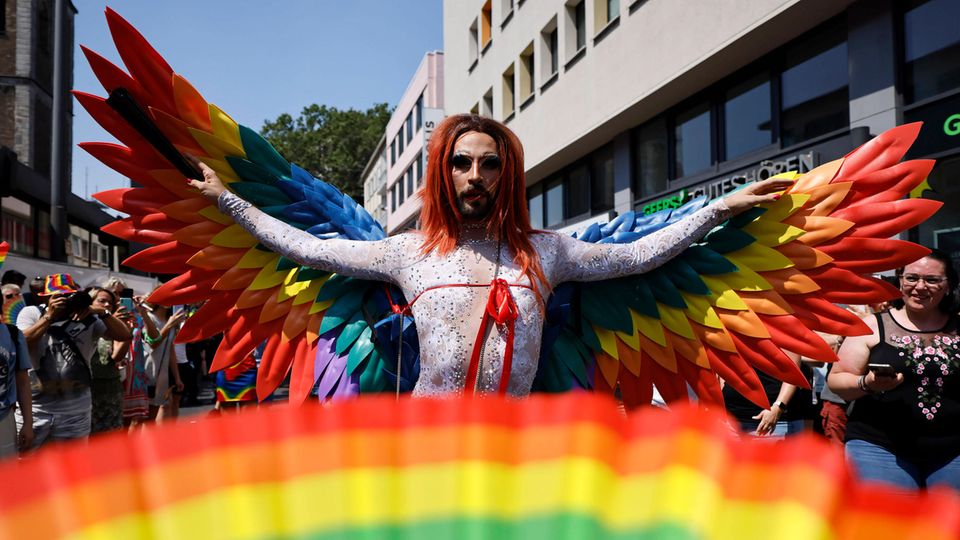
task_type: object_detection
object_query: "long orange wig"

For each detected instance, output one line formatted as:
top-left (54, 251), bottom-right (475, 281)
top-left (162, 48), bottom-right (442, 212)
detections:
top-left (418, 114), bottom-right (548, 298)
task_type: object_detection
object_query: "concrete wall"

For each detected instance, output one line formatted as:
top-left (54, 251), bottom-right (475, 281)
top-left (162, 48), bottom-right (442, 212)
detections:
top-left (444, 0), bottom-right (855, 186)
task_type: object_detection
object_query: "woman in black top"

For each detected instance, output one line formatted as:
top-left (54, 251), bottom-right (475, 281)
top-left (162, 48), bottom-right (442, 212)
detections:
top-left (828, 249), bottom-right (960, 490)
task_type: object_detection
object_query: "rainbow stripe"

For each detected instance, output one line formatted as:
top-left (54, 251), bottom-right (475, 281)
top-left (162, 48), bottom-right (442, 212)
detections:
top-left (2, 298), bottom-right (23, 325)
top-left (0, 395), bottom-right (956, 540)
top-left (0, 241), bottom-right (7, 268)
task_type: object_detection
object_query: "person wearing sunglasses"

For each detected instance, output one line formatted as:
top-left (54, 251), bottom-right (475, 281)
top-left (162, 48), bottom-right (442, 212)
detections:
top-left (189, 113), bottom-right (789, 397)
top-left (829, 249), bottom-right (960, 491)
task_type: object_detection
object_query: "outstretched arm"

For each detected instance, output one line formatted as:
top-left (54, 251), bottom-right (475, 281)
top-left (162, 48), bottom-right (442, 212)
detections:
top-left (552, 178), bottom-right (793, 283)
top-left (190, 160), bottom-right (404, 283)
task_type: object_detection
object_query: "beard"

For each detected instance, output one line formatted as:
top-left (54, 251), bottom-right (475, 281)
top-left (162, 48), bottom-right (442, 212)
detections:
top-left (457, 189), bottom-right (493, 221)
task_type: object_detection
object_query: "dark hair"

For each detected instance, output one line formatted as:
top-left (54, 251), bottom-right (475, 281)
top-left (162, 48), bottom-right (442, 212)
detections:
top-left (891, 248), bottom-right (959, 313)
top-left (0, 270), bottom-right (26, 287)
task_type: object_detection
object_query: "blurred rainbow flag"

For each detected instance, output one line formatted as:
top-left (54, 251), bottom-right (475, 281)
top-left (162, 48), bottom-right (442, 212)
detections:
top-left (0, 394), bottom-right (956, 539)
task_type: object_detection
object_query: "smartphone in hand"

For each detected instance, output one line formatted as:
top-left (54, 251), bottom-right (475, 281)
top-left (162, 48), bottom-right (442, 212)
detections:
top-left (119, 297), bottom-right (135, 313)
top-left (867, 363), bottom-right (897, 378)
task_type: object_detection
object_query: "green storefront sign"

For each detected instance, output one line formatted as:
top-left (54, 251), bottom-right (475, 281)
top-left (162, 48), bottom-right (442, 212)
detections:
top-left (642, 189), bottom-right (688, 215)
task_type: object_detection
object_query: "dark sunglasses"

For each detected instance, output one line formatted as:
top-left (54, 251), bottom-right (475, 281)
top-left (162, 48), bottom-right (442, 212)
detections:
top-left (450, 154), bottom-right (501, 172)
top-left (3, 292), bottom-right (20, 299)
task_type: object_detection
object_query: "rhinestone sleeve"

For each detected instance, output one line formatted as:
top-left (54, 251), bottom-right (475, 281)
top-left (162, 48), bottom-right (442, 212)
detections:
top-left (217, 191), bottom-right (403, 283)
top-left (550, 199), bottom-right (732, 284)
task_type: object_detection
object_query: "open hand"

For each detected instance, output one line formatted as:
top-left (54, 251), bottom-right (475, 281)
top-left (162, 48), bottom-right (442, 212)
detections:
top-left (723, 178), bottom-right (796, 215)
top-left (751, 407), bottom-right (781, 436)
top-left (185, 155), bottom-right (227, 204)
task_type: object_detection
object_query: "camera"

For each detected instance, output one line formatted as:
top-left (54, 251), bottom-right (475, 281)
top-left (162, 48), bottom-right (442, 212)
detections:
top-left (63, 291), bottom-right (93, 314)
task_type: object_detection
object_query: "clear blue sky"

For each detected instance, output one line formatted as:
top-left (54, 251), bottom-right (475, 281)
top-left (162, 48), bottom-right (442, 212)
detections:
top-left (72, 1), bottom-right (443, 199)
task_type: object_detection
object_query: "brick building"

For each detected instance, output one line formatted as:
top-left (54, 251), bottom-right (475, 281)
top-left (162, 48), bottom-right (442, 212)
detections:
top-left (1, 0), bottom-right (123, 269)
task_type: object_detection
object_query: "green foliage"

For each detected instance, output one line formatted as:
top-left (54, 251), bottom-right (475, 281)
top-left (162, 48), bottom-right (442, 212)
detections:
top-left (260, 103), bottom-right (392, 201)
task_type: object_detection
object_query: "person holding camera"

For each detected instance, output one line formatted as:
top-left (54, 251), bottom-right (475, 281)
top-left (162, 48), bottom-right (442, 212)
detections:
top-left (15, 274), bottom-right (132, 449)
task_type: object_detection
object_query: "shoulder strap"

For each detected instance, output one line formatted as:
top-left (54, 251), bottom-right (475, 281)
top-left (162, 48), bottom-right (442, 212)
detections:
top-left (875, 311), bottom-right (886, 343)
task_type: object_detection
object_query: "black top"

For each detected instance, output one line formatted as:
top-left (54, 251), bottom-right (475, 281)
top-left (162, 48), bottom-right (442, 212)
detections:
top-left (845, 311), bottom-right (960, 466)
top-left (723, 366), bottom-right (814, 422)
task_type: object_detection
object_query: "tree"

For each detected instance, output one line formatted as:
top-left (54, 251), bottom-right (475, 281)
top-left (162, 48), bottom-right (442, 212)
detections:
top-left (260, 103), bottom-right (392, 202)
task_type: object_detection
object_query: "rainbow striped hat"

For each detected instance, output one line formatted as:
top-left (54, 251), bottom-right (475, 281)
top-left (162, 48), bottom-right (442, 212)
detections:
top-left (39, 273), bottom-right (82, 296)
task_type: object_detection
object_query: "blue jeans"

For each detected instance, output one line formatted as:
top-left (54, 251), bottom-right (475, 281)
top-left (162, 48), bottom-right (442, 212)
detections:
top-left (845, 439), bottom-right (960, 491)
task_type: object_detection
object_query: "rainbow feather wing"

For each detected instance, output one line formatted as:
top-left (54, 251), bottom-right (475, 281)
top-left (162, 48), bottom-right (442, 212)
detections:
top-left (80, 9), bottom-right (411, 403)
top-left (537, 123), bottom-right (939, 409)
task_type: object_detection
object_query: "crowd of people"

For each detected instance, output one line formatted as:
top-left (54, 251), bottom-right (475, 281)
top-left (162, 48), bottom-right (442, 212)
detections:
top-left (0, 271), bottom-right (231, 456)
top-left (0, 250), bottom-right (957, 493)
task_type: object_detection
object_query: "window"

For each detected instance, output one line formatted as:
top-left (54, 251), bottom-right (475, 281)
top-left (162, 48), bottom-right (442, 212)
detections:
top-left (902, 0), bottom-right (960, 104)
top-left (406, 167), bottom-right (414, 197)
top-left (38, 1), bottom-right (50, 53)
top-left (391, 184), bottom-right (397, 211)
top-left (482, 88), bottom-right (494, 117)
top-left (527, 183), bottom-right (544, 229)
top-left (469, 19), bottom-right (480, 65)
top-left (519, 43), bottom-right (535, 103)
top-left (481, 0), bottom-right (493, 50)
top-left (398, 178), bottom-right (405, 205)
top-left (566, 163), bottom-right (590, 219)
top-left (592, 144), bottom-right (615, 213)
top-left (574, 1), bottom-right (586, 50)
top-left (416, 94), bottom-right (424, 131)
top-left (391, 140), bottom-right (396, 165)
top-left (405, 114), bottom-right (413, 145)
top-left (501, 0), bottom-right (515, 24)
top-left (415, 152), bottom-right (423, 186)
top-left (673, 101), bottom-right (712, 178)
top-left (780, 21), bottom-right (848, 147)
top-left (541, 19), bottom-right (559, 83)
top-left (398, 130), bottom-right (405, 155)
top-left (545, 178), bottom-right (564, 227)
top-left (564, 0), bottom-right (586, 63)
top-left (723, 73), bottom-right (772, 159)
top-left (502, 64), bottom-right (516, 119)
top-left (633, 117), bottom-right (668, 197)
top-left (595, 0), bottom-right (620, 33)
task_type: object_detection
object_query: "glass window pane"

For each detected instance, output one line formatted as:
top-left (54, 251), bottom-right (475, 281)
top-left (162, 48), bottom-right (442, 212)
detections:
top-left (545, 178), bottom-right (564, 227)
top-left (903, 0), bottom-right (960, 103)
top-left (724, 74), bottom-right (771, 159)
top-left (528, 184), bottom-right (544, 229)
top-left (634, 117), bottom-right (668, 197)
top-left (674, 102), bottom-right (711, 178)
top-left (567, 163), bottom-right (590, 218)
top-left (780, 23), bottom-right (848, 147)
top-left (575, 1), bottom-right (586, 50)
top-left (591, 144), bottom-right (614, 213)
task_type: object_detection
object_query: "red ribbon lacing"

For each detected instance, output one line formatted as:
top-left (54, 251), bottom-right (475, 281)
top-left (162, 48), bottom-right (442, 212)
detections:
top-left (385, 279), bottom-right (530, 395)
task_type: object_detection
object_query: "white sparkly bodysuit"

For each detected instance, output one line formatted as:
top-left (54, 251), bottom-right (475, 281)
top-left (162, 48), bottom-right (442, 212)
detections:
top-left (218, 192), bottom-right (732, 397)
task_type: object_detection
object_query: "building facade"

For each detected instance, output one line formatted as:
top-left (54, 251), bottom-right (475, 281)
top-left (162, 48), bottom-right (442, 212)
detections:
top-left (384, 50), bottom-right (445, 234)
top-left (361, 134), bottom-right (388, 228)
top-left (443, 0), bottom-right (960, 260)
top-left (1, 0), bottom-right (124, 270)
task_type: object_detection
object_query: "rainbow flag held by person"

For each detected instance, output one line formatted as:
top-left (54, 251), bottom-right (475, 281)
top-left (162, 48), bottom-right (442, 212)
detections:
top-left (0, 394), bottom-right (956, 540)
